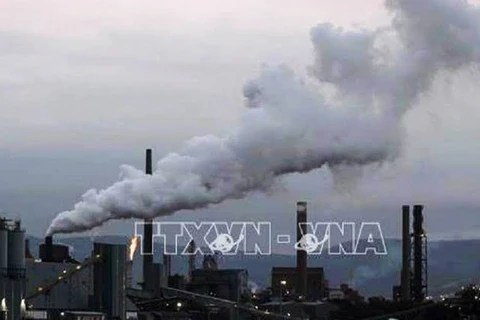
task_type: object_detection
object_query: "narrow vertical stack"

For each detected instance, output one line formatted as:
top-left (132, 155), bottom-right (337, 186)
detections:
top-left (412, 205), bottom-right (427, 302)
top-left (143, 149), bottom-right (154, 292)
top-left (296, 201), bottom-right (307, 299)
top-left (401, 205), bottom-right (411, 301)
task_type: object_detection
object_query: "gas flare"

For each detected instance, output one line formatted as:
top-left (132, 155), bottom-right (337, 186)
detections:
top-left (128, 236), bottom-right (140, 261)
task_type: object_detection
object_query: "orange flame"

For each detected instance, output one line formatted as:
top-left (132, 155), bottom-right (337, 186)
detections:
top-left (128, 236), bottom-right (140, 261)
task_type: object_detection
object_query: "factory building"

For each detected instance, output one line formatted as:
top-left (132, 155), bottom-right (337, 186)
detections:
top-left (271, 267), bottom-right (325, 300)
top-left (26, 260), bottom-right (91, 310)
top-left (188, 269), bottom-right (249, 302)
top-left (270, 202), bottom-right (326, 301)
top-left (21, 235), bottom-right (141, 319)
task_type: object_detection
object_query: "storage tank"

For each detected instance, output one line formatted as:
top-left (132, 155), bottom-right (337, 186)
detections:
top-left (7, 228), bottom-right (25, 278)
top-left (6, 223), bottom-right (25, 320)
top-left (0, 227), bottom-right (7, 275)
top-left (0, 226), bottom-right (8, 300)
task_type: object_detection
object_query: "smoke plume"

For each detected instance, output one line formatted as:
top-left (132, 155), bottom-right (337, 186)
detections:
top-left (47, 0), bottom-right (480, 235)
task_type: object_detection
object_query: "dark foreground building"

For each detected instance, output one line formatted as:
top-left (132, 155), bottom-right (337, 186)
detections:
top-left (271, 267), bottom-right (325, 299)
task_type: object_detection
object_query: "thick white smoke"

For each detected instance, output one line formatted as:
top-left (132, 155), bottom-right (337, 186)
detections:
top-left (47, 0), bottom-right (480, 236)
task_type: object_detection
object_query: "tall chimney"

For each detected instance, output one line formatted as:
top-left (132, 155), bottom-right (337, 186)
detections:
top-left (296, 201), bottom-right (307, 299)
top-left (187, 240), bottom-right (196, 282)
top-left (163, 254), bottom-right (171, 286)
top-left (143, 149), bottom-right (154, 291)
top-left (401, 205), bottom-right (411, 301)
top-left (412, 204), bottom-right (426, 302)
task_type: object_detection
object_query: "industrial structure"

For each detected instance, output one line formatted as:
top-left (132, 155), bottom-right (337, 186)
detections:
top-left (0, 218), bottom-right (27, 320)
top-left (270, 202), bottom-right (326, 301)
top-left (412, 205), bottom-right (428, 302)
top-left (271, 267), bottom-right (325, 300)
top-left (0, 148), bottom-right (454, 319)
top-left (397, 204), bottom-right (428, 303)
top-left (296, 201), bottom-right (308, 299)
top-left (142, 149), bottom-right (154, 293)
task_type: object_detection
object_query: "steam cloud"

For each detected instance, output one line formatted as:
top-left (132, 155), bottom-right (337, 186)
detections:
top-left (47, 0), bottom-right (480, 236)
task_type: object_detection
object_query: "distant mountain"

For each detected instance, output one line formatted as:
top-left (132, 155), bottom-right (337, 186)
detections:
top-left (26, 236), bottom-right (480, 297)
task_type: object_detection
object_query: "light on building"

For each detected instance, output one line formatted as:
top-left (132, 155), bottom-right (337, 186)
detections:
top-left (20, 299), bottom-right (26, 315)
top-left (280, 280), bottom-right (287, 286)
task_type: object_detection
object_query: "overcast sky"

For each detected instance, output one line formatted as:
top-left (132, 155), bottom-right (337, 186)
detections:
top-left (1, 0), bottom-right (480, 243)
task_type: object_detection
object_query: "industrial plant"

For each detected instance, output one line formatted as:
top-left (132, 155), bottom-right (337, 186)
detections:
top-left (0, 150), bottom-right (476, 320)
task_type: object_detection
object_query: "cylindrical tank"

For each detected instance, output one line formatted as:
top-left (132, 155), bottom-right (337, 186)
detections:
top-left (6, 227), bottom-right (25, 320)
top-left (0, 229), bottom-right (8, 301)
top-left (7, 229), bottom-right (25, 278)
top-left (0, 229), bottom-right (8, 275)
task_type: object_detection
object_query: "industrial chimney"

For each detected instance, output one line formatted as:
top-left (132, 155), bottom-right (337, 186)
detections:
top-left (187, 240), bottom-right (196, 282)
top-left (412, 205), bottom-right (427, 302)
top-left (296, 201), bottom-right (307, 299)
top-left (400, 205), bottom-right (411, 301)
top-left (162, 254), bottom-right (171, 286)
top-left (143, 149), bottom-right (154, 292)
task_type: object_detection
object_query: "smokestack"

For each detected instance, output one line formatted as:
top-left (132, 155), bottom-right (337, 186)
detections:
top-left (143, 149), bottom-right (154, 292)
top-left (187, 240), bottom-right (196, 282)
top-left (401, 205), bottom-right (411, 301)
top-left (296, 201), bottom-right (307, 299)
top-left (45, 236), bottom-right (53, 262)
top-left (412, 204), bottom-right (426, 302)
top-left (162, 254), bottom-right (171, 286)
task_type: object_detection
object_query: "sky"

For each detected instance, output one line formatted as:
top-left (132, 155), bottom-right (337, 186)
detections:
top-left (1, 0), bottom-right (480, 243)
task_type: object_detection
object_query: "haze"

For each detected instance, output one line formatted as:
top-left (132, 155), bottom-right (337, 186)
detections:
top-left (1, 0), bottom-right (479, 243)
